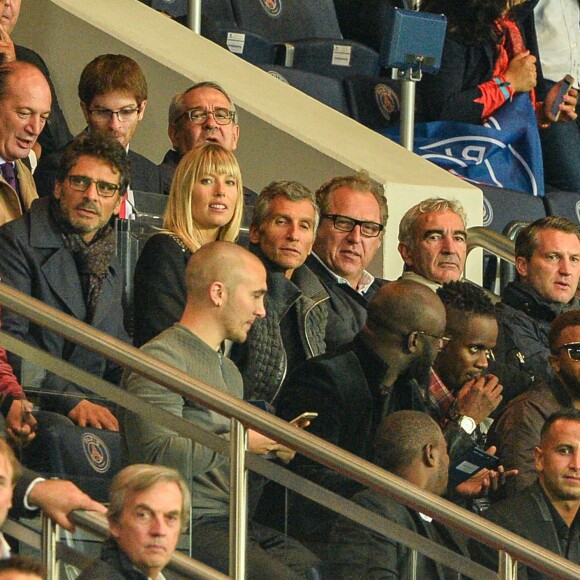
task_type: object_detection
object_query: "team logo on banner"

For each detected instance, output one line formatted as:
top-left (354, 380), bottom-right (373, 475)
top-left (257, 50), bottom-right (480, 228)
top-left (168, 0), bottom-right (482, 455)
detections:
top-left (83, 433), bottom-right (111, 473)
top-left (259, 0), bottom-right (282, 16)
top-left (375, 84), bottom-right (400, 122)
top-left (482, 196), bottom-right (494, 227)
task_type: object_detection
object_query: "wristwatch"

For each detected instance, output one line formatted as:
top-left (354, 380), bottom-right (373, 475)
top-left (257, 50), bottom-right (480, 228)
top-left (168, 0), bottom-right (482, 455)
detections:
top-left (458, 415), bottom-right (477, 435)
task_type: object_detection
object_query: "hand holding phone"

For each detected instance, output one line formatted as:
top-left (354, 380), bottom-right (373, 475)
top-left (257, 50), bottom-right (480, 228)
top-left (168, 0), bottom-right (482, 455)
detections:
top-left (290, 412), bottom-right (318, 429)
top-left (549, 74), bottom-right (575, 121)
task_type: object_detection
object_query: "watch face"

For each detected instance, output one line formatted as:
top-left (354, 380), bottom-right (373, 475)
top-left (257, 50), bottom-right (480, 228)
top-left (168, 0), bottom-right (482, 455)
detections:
top-left (460, 416), bottom-right (477, 434)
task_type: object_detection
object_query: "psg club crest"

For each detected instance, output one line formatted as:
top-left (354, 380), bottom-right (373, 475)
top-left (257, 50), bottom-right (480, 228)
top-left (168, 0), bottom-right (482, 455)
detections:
top-left (82, 433), bottom-right (111, 474)
top-left (259, 0), bottom-right (282, 17)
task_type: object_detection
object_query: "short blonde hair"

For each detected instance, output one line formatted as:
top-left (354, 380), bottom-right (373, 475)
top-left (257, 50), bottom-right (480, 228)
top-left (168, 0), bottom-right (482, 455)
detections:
top-left (163, 143), bottom-right (243, 252)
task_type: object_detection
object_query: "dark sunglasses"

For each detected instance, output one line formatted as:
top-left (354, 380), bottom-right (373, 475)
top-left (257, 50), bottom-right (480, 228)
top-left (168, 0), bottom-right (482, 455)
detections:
top-left (555, 342), bottom-right (580, 361)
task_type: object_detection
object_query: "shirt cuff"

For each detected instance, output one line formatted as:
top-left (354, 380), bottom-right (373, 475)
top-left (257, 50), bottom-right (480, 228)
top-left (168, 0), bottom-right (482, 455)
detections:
top-left (23, 477), bottom-right (46, 511)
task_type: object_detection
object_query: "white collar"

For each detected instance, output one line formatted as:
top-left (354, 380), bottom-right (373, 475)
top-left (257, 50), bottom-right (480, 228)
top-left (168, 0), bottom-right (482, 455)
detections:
top-left (312, 253), bottom-right (375, 295)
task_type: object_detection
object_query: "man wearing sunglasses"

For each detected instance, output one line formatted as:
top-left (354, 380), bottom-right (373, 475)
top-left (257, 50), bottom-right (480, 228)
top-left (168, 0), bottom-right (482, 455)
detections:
top-left (306, 172), bottom-right (389, 347)
top-left (492, 309), bottom-right (580, 495)
top-left (34, 54), bottom-right (161, 199)
top-left (0, 132), bottom-right (130, 430)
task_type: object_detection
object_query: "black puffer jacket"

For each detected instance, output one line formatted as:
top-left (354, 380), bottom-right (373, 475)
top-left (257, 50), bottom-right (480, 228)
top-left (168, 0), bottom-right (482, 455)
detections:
top-left (495, 280), bottom-right (580, 383)
top-left (77, 539), bottom-right (150, 580)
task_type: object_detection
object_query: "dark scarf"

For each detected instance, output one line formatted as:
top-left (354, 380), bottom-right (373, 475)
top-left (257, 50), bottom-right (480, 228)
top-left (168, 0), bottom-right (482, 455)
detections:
top-left (50, 198), bottom-right (116, 323)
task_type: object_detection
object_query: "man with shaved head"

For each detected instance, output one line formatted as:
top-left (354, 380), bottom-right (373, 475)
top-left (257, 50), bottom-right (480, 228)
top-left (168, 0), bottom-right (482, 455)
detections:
top-left (270, 280), bottom-right (465, 556)
top-left (122, 241), bottom-right (319, 578)
top-left (329, 411), bottom-right (469, 579)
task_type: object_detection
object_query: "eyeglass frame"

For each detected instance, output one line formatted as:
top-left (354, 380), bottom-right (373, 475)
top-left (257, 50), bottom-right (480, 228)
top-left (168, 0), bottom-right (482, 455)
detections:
top-left (66, 174), bottom-right (121, 198)
top-left (174, 107), bottom-right (236, 126)
top-left (415, 330), bottom-right (452, 349)
top-left (322, 213), bottom-right (384, 238)
top-left (554, 342), bottom-right (580, 361)
top-left (87, 105), bottom-right (143, 123)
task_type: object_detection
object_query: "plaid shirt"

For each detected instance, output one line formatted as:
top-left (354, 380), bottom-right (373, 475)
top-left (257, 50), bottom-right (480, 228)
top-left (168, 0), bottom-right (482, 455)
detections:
top-left (428, 368), bottom-right (456, 426)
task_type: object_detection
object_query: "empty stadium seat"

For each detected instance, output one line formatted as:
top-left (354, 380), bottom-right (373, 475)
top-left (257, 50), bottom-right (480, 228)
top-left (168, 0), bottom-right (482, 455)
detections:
top-left (259, 65), bottom-right (350, 115)
top-left (343, 75), bottom-right (401, 130)
top-left (230, 0), bottom-right (380, 79)
top-left (543, 190), bottom-right (580, 225)
top-left (481, 185), bottom-right (546, 234)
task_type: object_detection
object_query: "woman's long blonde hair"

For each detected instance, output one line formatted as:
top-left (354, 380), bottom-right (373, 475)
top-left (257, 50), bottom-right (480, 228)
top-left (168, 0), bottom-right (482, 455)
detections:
top-left (163, 143), bottom-right (244, 252)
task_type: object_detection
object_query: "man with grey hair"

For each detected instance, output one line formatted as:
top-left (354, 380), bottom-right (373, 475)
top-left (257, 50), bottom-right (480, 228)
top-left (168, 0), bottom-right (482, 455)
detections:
top-left (397, 198), bottom-right (468, 291)
top-left (307, 171), bottom-right (389, 343)
top-left (78, 464), bottom-right (190, 580)
top-left (159, 81), bottom-right (239, 195)
top-left (231, 181), bottom-right (343, 404)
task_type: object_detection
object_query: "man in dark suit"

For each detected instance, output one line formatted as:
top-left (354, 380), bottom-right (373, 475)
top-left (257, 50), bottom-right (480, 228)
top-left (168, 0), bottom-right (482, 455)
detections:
top-left (328, 410), bottom-right (469, 579)
top-left (34, 54), bottom-right (162, 199)
top-left (471, 409), bottom-right (580, 579)
top-left (307, 171), bottom-right (388, 347)
top-left (0, 132), bottom-right (130, 429)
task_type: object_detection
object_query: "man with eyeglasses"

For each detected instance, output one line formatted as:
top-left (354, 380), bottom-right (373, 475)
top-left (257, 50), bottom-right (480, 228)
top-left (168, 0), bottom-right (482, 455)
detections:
top-left (306, 172), bottom-right (389, 346)
top-left (34, 54), bottom-right (161, 199)
top-left (491, 309), bottom-right (580, 496)
top-left (0, 132), bottom-right (130, 430)
top-left (495, 216), bottom-right (580, 385)
top-left (160, 81), bottom-right (239, 195)
top-left (271, 280), bottom-right (459, 555)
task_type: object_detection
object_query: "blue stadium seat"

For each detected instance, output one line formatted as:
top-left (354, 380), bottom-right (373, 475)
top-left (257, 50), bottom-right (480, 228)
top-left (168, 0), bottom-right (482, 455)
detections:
top-left (343, 75), bottom-right (401, 130)
top-left (481, 185), bottom-right (546, 235)
top-left (259, 65), bottom-right (350, 115)
top-left (543, 190), bottom-right (580, 225)
top-left (230, 0), bottom-right (380, 80)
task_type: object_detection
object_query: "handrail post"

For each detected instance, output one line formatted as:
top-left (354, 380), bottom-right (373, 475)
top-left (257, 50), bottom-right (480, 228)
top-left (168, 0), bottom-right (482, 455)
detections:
top-left (41, 513), bottom-right (59, 580)
top-left (498, 550), bottom-right (518, 580)
top-left (229, 418), bottom-right (248, 579)
top-left (187, 0), bottom-right (202, 34)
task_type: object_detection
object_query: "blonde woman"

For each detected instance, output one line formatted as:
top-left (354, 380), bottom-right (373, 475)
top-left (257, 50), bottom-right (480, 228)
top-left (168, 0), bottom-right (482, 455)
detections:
top-left (133, 143), bottom-right (243, 346)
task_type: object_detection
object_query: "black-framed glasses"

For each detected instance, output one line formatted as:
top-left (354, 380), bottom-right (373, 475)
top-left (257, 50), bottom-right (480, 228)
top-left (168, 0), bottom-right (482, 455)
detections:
top-left (323, 214), bottom-right (384, 238)
top-left (67, 175), bottom-right (120, 198)
top-left (175, 107), bottom-right (236, 126)
top-left (88, 106), bottom-right (141, 123)
top-left (555, 342), bottom-right (580, 361)
top-left (416, 330), bottom-right (452, 350)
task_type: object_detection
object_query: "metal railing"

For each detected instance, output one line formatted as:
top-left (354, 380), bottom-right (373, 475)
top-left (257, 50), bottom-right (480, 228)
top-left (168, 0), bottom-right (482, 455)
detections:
top-left (1, 282), bottom-right (580, 579)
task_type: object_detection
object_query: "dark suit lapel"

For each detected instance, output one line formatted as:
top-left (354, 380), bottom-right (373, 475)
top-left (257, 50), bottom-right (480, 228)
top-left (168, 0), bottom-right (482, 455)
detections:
top-left (91, 264), bottom-right (117, 328)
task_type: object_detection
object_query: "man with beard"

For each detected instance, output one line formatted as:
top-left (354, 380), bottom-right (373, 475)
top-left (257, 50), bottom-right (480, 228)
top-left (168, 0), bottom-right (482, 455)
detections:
top-left (471, 409), bottom-right (580, 577)
top-left (491, 310), bottom-right (580, 495)
top-left (271, 280), bottom-right (463, 555)
top-left (0, 132), bottom-right (129, 428)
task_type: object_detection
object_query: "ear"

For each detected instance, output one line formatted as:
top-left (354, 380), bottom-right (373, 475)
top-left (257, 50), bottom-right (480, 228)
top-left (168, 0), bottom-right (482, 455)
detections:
top-left (168, 123), bottom-right (179, 151)
top-left (231, 124), bottom-right (240, 151)
top-left (53, 181), bottom-right (62, 200)
top-left (80, 101), bottom-right (91, 124)
top-left (549, 353), bottom-right (560, 375)
top-left (209, 281), bottom-right (226, 307)
top-left (249, 224), bottom-right (260, 244)
top-left (137, 99), bottom-right (147, 121)
top-left (515, 256), bottom-right (529, 280)
top-left (398, 242), bottom-right (413, 267)
top-left (112, 194), bottom-right (122, 216)
top-left (406, 330), bottom-right (419, 353)
top-left (534, 446), bottom-right (544, 474)
top-left (423, 442), bottom-right (436, 468)
top-left (108, 518), bottom-right (121, 540)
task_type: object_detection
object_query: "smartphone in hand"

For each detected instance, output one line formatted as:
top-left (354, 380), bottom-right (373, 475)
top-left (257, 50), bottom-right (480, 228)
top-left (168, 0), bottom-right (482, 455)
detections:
top-left (550, 74), bottom-right (575, 121)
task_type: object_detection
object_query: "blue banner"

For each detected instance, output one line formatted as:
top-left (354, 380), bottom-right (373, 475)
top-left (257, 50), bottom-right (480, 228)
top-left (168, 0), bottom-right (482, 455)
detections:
top-left (383, 93), bottom-right (545, 196)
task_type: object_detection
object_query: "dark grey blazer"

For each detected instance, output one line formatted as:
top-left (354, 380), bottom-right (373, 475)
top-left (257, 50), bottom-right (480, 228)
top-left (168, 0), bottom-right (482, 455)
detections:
top-left (0, 197), bottom-right (129, 415)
